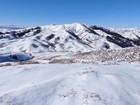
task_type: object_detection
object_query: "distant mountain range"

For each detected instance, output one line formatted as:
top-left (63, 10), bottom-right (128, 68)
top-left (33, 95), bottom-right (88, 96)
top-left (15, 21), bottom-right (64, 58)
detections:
top-left (0, 25), bottom-right (23, 30)
top-left (0, 23), bottom-right (140, 53)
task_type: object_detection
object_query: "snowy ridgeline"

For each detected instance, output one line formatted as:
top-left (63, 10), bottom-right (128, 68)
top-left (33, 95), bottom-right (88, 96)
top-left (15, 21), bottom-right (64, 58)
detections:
top-left (0, 63), bottom-right (140, 105)
top-left (0, 23), bottom-right (140, 53)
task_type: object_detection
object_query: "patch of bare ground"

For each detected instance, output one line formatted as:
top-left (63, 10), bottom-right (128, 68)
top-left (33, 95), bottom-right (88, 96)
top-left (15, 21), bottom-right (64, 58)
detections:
top-left (49, 46), bottom-right (140, 64)
top-left (0, 63), bottom-right (11, 67)
top-left (18, 60), bottom-right (39, 65)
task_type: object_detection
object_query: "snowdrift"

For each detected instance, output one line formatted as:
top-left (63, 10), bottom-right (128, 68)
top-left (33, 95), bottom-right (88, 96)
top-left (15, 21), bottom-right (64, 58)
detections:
top-left (0, 63), bottom-right (140, 105)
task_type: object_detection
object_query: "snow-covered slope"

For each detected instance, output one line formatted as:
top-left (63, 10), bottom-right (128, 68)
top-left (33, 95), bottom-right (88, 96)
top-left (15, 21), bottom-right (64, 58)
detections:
top-left (0, 23), bottom-right (140, 53)
top-left (0, 63), bottom-right (140, 105)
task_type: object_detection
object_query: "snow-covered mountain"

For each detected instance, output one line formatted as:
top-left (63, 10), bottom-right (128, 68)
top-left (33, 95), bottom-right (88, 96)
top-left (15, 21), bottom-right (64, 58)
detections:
top-left (0, 23), bottom-right (140, 53)
top-left (0, 23), bottom-right (140, 105)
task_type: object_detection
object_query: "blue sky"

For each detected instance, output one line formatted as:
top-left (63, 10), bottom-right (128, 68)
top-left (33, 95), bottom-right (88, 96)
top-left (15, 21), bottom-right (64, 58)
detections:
top-left (0, 0), bottom-right (140, 27)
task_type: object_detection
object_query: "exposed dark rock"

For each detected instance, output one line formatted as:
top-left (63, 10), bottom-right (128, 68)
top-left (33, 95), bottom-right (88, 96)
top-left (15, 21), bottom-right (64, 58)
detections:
top-left (46, 34), bottom-right (55, 40)
top-left (106, 36), bottom-right (133, 48)
top-left (54, 37), bottom-right (60, 44)
top-left (89, 25), bottom-right (124, 38)
top-left (69, 36), bottom-right (75, 40)
top-left (9, 27), bottom-right (42, 38)
top-left (10, 54), bottom-right (18, 60)
top-left (33, 27), bottom-right (42, 35)
top-left (130, 39), bottom-right (140, 46)
top-left (67, 31), bottom-right (80, 40)
top-left (103, 42), bottom-right (110, 49)
top-left (32, 44), bottom-right (38, 48)
top-left (0, 32), bottom-right (3, 34)
top-left (88, 25), bottom-right (139, 48)
top-left (83, 24), bottom-right (100, 36)
top-left (40, 43), bottom-right (49, 48)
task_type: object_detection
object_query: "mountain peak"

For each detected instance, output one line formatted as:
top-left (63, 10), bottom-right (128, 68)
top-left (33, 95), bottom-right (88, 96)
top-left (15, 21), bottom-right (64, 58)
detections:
top-left (0, 23), bottom-right (140, 53)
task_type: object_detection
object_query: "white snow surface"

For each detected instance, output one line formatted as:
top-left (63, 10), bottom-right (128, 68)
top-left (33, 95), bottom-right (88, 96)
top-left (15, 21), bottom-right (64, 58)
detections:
top-left (0, 63), bottom-right (140, 105)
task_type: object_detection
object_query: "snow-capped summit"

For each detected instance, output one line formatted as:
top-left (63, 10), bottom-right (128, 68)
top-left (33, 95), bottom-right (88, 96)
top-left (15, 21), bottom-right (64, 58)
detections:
top-left (0, 23), bottom-right (140, 105)
top-left (0, 23), bottom-right (140, 53)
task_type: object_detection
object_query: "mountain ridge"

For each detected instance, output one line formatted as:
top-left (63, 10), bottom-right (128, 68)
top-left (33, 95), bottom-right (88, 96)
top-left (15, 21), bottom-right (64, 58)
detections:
top-left (0, 23), bottom-right (140, 53)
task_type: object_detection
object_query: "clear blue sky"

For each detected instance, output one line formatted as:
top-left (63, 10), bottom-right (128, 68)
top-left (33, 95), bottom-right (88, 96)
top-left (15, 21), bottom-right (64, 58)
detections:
top-left (0, 0), bottom-right (140, 27)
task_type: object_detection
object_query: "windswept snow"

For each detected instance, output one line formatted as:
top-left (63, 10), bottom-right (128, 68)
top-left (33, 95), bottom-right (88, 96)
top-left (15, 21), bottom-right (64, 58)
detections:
top-left (0, 63), bottom-right (140, 105)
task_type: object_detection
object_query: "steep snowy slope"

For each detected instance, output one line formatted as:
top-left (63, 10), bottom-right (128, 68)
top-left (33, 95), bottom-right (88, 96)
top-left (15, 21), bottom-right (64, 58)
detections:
top-left (0, 23), bottom-right (140, 53)
top-left (0, 63), bottom-right (140, 105)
